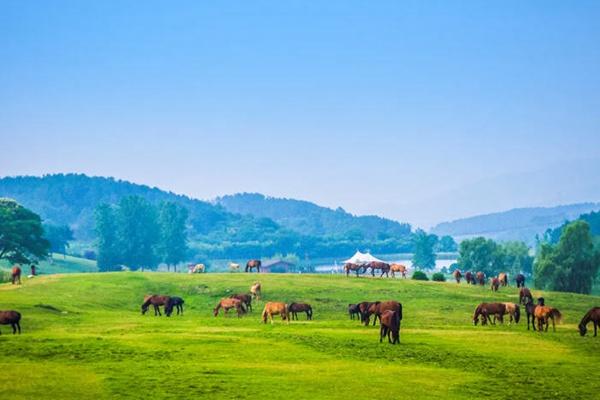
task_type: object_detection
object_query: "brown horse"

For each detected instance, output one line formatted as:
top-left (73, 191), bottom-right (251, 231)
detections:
top-left (498, 273), bottom-right (508, 287)
top-left (490, 277), bottom-right (500, 292)
top-left (390, 264), bottom-right (407, 278)
top-left (245, 259), bottom-right (261, 273)
top-left (578, 307), bottom-right (600, 337)
top-left (250, 282), bottom-right (262, 300)
top-left (379, 310), bottom-right (400, 344)
top-left (364, 301), bottom-right (402, 326)
top-left (261, 302), bottom-right (289, 324)
top-left (11, 265), bottom-right (21, 285)
top-left (502, 302), bottom-right (520, 324)
top-left (476, 272), bottom-right (485, 285)
top-left (0, 311), bottom-right (21, 335)
top-left (348, 304), bottom-right (361, 320)
top-left (230, 293), bottom-right (252, 312)
top-left (534, 305), bottom-right (562, 332)
top-left (523, 297), bottom-right (537, 331)
top-left (465, 271), bottom-right (474, 285)
top-left (453, 269), bottom-right (462, 283)
top-left (344, 263), bottom-right (364, 277)
top-left (519, 287), bottom-right (533, 305)
top-left (473, 303), bottom-right (506, 325)
top-left (515, 273), bottom-right (525, 288)
top-left (214, 298), bottom-right (245, 317)
top-left (366, 261), bottom-right (391, 278)
top-left (357, 301), bottom-right (377, 323)
top-left (141, 295), bottom-right (171, 316)
top-left (288, 303), bottom-right (312, 320)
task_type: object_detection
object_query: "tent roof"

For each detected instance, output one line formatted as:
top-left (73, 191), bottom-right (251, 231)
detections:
top-left (343, 251), bottom-right (384, 264)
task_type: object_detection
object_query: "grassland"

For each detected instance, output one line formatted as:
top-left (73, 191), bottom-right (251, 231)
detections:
top-left (0, 273), bottom-right (599, 399)
top-left (0, 254), bottom-right (98, 281)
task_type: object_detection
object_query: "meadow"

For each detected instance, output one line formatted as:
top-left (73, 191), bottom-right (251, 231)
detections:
top-left (0, 272), bottom-right (599, 400)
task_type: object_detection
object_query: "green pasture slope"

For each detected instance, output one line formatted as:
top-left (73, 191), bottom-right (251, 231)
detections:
top-left (0, 254), bottom-right (98, 281)
top-left (1, 273), bottom-right (599, 400)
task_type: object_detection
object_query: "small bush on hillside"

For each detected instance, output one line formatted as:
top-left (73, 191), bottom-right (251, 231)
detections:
top-left (432, 272), bottom-right (446, 282)
top-left (412, 270), bottom-right (429, 281)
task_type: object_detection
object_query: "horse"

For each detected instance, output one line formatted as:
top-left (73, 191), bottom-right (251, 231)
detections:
top-left (0, 311), bottom-right (21, 335)
top-left (490, 277), bottom-right (500, 292)
top-left (365, 261), bottom-right (391, 278)
top-left (344, 263), bottom-right (364, 277)
top-left (502, 302), bottom-right (521, 324)
top-left (390, 264), bottom-right (407, 278)
top-left (245, 259), bottom-right (261, 273)
top-left (523, 297), bottom-right (537, 331)
top-left (188, 263), bottom-right (205, 274)
top-left (498, 272), bottom-right (508, 287)
top-left (213, 298), bottom-right (245, 317)
top-left (358, 301), bottom-right (377, 323)
top-left (261, 302), bottom-right (289, 324)
top-left (229, 262), bottom-right (240, 272)
top-left (230, 293), bottom-right (252, 312)
top-left (476, 272), bottom-right (485, 285)
top-left (453, 269), bottom-right (462, 283)
top-left (250, 282), bottom-right (262, 300)
top-left (11, 265), bottom-right (21, 285)
top-left (473, 303), bottom-right (506, 326)
top-left (534, 305), bottom-right (562, 332)
top-left (578, 307), bottom-right (600, 337)
top-left (364, 301), bottom-right (402, 326)
top-left (288, 303), bottom-right (312, 320)
top-left (348, 304), bottom-right (361, 320)
top-left (465, 271), bottom-right (474, 285)
top-left (165, 296), bottom-right (185, 316)
top-left (379, 310), bottom-right (400, 344)
top-left (515, 273), bottom-right (525, 288)
top-left (141, 295), bottom-right (171, 316)
top-left (519, 287), bottom-right (533, 305)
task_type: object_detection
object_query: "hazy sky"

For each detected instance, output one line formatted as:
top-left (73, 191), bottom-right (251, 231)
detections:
top-left (1, 1), bottom-right (599, 227)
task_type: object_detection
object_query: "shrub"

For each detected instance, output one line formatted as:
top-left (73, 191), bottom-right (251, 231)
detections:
top-left (432, 272), bottom-right (446, 282)
top-left (412, 270), bottom-right (429, 281)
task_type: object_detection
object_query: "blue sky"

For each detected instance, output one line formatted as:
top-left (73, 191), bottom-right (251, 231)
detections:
top-left (1, 1), bottom-right (599, 227)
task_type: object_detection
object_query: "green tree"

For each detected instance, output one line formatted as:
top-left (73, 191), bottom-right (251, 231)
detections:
top-left (502, 241), bottom-right (533, 276)
top-left (457, 237), bottom-right (504, 276)
top-left (436, 235), bottom-right (458, 252)
top-left (0, 198), bottom-right (49, 264)
top-left (158, 202), bottom-right (189, 272)
top-left (534, 220), bottom-right (600, 294)
top-left (116, 196), bottom-right (160, 271)
top-left (95, 204), bottom-right (121, 271)
top-left (43, 224), bottom-right (74, 257)
top-left (412, 229), bottom-right (437, 270)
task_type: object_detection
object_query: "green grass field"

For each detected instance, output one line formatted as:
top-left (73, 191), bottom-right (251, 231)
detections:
top-left (1, 273), bottom-right (599, 399)
top-left (0, 254), bottom-right (98, 281)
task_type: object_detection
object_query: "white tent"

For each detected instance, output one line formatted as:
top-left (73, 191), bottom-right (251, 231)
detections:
top-left (343, 251), bottom-right (384, 264)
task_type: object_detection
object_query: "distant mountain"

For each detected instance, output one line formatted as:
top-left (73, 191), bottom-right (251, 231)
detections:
top-left (430, 203), bottom-right (600, 244)
top-left (216, 193), bottom-right (411, 240)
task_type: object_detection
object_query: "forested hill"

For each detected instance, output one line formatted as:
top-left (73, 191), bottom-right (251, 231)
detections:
top-left (431, 203), bottom-right (600, 244)
top-left (216, 193), bottom-right (411, 239)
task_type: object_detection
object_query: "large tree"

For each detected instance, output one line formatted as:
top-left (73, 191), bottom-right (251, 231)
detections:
top-left (412, 229), bottom-right (437, 270)
top-left (457, 237), bottom-right (504, 276)
top-left (0, 198), bottom-right (49, 264)
top-left (502, 241), bottom-right (534, 276)
top-left (534, 220), bottom-right (600, 294)
top-left (116, 196), bottom-right (160, 271)
top-left (95, 204), bottom-right (121, 271)
top-left (158, 201), bottom-right (189, 272)
top-left (44, 223), bottom-right (74, 257)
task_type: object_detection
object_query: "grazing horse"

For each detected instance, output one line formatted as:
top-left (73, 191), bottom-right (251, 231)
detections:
top-left (502, 302), bottom-right (521, 324)
top-left (344, 263), bottom-right (364, 277)
top-left (288, 303), bottom-right (312, 320)
top-left (348, 304), bottom-right (361, 320)
top-left (165, 296), bottom-right (185, 316)
top-left (245, 259), bottom-right (261, 273)
top-left (250, 282), bottom-right (262, 300)
top-left (0, 311), bottom-right (21, 335)
top-left (524, 297), bottom-right (537, 331)
top-left (261, 302), bottom-right (289, 324)
top-left (390, 264), bottom-right (407, 278)
top-left (534, 305), bottom-right (562, 332)
top-left (11, 265), bottom-right (21, 285)
top-left (141, 295), bottom-right (171, 316)
top-left (364, 301), bottom-right (402, 326)
top-left (519, 287), bottom-right (534, 305)
top-left (358, 301), bottom-right (377, 323)
top-left (230, 293), bottom-right (252, 312)
top-left (379, 310), bottom-right (400, 344)
top-left (476, 272), bottom-right (485, 286)
top-left (229, 262), bottom-right (240, 272)
top-left (188, 263), bottom-right (205, 273)
top-left (365, 261), bottom-right (391, 278)
top-left (515, 273), bottom-right (525, 288)
top-left (213, 298), bottom-right (245, 317)
top-left (490, 277), bottom-right (500, 292)
top-left (465, 271), bottom-right (474, 285)
top-left (498, 273), bottom-right (508, 287)
top-left (453, 269), bottom-right (462, 283)
top-left (473, 303), bottom-right (506, 325)
top-left (578, 307), bottom-right (600, 337)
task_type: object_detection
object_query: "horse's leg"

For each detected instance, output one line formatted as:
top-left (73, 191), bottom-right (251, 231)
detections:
top-left (551, 317), bottom-right (555, 332)
top-left (594, 321), bottom-right (597, 337)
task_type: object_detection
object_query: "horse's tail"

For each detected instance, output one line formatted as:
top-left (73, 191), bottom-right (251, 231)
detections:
top-left (397, 303), bottom-right (403, 321)
top-left (551, 309), bottom-right (563, 324)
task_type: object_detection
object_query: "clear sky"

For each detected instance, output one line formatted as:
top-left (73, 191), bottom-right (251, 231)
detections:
top-left (1, 1), bottom-right (599, 227)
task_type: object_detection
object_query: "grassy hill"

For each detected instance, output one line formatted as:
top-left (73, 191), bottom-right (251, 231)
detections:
top-left (0, 273), bottom-right (598, 399)
top-left (0, 254), bottom-right (97, 282)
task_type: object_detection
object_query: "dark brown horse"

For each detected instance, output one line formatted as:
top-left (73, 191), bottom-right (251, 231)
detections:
top-left (515, 273), bottom-right (525, 288)
top-left (519, 287), bottom-right (533, 305)
top-left (476, 272), bottom-right (485, 286)
top-left (379, 310), bottom-right (400, 344)
top-left (348, 304), bottom-right (361, 320)
top-left (366, 261), bottom-right (391, 278)
top-left (230, 293), bottom-right (252, 313)
top-left (344, 263), bottom-right (364, 277)
top-left (490, 277), bottom-right (500, 292)
top-left (578, 307), bottom-right (600, 337)
top-left (11, 265), bottom-right (21, 285)
top-left (214, 298), bottom-right (245, 317)
top-left (0, 311), bottom-right (21, 335)
top-left (141, 295), bottom-right (171, 316)
top-left (245, 259), bottom-right (261, 273)
top-left (357, 301), bottom-right (377, 323)
top-left (364, 301), bottom-right (402, 326)
top-left (473, 303), bottom-right (506, 325)
top-left (453, 269), bottom-right (462, 283)
top-left (165, 296), bottom-right (185, 316)
top-left (465, 271), bottom-right (474, 285)
top-left (288, 303), bottom-right (312, 320)
top-left (524, 297), bottom-right (537, 331)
